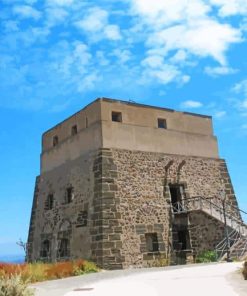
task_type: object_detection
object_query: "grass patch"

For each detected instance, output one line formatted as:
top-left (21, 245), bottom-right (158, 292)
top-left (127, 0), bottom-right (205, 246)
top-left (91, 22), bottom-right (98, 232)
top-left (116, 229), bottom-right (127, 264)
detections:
top-left (195, 250), bottom-right (217, 263)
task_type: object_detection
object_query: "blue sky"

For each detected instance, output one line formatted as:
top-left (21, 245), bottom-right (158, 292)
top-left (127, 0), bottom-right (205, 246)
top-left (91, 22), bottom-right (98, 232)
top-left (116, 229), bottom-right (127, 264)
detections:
top-left (0, 0), bottom-right (247, 258)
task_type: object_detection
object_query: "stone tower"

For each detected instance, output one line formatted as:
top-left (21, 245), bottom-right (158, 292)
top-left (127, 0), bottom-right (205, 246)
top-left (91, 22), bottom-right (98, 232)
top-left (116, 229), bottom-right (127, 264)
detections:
top-left (27, 98), bottom-right (242, 269)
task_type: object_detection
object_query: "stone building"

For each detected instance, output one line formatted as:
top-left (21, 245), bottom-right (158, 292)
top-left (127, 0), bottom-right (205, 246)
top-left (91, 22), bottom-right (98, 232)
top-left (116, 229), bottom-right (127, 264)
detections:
top-left (27, 97), bottom-right (244, 269)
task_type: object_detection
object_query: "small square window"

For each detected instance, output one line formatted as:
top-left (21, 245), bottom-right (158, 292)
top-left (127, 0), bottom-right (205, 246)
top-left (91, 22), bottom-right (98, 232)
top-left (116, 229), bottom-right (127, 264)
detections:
top-left (158, 118), bottom-right (167, 129)
top-left (112, 112), bottom-right (122, 122)
top-left (71, 125), bottom-right (77, 136)
top-left (145, 233), bottom-right (159, 252)
top-left (53, 136), bottom-right (59, 147)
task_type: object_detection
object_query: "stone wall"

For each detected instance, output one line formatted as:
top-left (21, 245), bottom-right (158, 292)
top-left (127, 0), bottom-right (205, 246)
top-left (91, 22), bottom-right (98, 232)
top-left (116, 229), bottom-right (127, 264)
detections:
top-left (27, 151), bottom-right (96, 262)
top-left (110, 148), bottom-right (240, 268)
top-left (28, 147), bottom-right (240, 269)
top-left (188, 211), bottom-right (226, 254)
top-left (90, 149), bottom-right (124, 269)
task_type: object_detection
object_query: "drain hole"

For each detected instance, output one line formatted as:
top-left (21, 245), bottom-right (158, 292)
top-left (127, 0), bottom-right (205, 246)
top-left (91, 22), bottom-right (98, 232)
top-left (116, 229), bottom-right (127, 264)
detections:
top-left (73, 288), bottom-right (94, 291)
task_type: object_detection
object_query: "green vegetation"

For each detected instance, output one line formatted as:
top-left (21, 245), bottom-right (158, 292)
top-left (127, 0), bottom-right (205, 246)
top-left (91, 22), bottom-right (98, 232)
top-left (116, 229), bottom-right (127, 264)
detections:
top-left (195, 250), bottom-right (217, 263)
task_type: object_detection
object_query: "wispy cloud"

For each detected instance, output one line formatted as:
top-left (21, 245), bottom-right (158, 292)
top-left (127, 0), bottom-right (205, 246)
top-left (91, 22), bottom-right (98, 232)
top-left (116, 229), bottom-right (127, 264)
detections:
top-left (0, 0), bottom-right (247, 111)
top-left (209, 0), bottom-right (247, 17)
top-left (13, 5), bottom-right (41, 20)
top-left (75, 7), bottom-right (108, 33)
top-left (214, 110), bottom-right (227, 118)
top-left (46, 0), bottom-right (75, 7)
top-left (205, 66), bottom-right (238, 76)
top-left (180, 100), bottom-right (203, 108)
top-left (129, 0), bottom-right (242, 65)
top-left (231, 79), bottom-right (247, 114)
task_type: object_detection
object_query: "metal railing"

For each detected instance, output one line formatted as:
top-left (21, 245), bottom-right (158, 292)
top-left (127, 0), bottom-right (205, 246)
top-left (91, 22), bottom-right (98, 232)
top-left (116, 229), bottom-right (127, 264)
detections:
top-left (172, 196), bottom-right (247, 236)
top-left (171, 196), bottom-right (247, 260)
top-left (215, 229), bottom-right (241, 259)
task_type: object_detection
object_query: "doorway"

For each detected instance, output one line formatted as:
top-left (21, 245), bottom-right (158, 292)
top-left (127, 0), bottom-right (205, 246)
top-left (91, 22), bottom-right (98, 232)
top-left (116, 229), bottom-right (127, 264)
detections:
top-left (169, 184), bottom-right (184, 212)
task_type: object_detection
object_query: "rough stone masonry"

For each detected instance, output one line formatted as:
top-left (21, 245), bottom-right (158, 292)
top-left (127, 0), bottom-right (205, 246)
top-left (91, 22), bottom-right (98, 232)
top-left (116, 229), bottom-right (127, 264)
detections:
top-left (27, 97), bottom-right (241, 269)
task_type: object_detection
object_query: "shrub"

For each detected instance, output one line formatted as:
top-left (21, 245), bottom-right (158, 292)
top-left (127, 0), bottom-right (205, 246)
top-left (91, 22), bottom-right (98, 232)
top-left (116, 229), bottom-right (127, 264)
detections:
top-left (0, 260), bottom-right (99, 284)
top-left (45, 262), bottom-right (74, 279)
top-left (0, 263), bottom-right (28, 278)
top-left (74, 260), bottom-right (99, 275)
top-left (0, 275), bottom-right (34, 296)
top-left (195, 250), bottom-right (217, 263)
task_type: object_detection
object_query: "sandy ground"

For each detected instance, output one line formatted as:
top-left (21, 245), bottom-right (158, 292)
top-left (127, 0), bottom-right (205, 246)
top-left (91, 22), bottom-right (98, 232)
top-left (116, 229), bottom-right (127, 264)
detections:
top-left (32, 262), bottom-right (247, 296)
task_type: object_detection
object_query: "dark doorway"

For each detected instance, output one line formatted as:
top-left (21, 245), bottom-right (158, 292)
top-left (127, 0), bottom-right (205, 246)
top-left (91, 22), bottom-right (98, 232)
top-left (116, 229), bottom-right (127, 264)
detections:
top-left (177, 230), bottom-right (188, 250)
top-left (169, 184), bottom-right (184, 212)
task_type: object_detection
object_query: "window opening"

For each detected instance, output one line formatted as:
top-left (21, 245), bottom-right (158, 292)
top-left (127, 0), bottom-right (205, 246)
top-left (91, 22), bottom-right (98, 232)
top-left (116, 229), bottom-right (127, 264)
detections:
top-left (58, 238), bottom-right (69, 258)
top-left (65, 187), bottom-right (74, 204)
top-left (76, 211), bottom-right (88, 227)
top-left (158, 118), bottom-right (167, 129)
top-left (177, 230), bottom-right (188, 250)
top-left (145, 233), bottom-right (159, 252)
top-left (112, 111), bottom-right (122, 122)
top-left (46, 194), bottom-right (54, 210)
top-left (169, 184), bottom-right (184, 213)
top-left (53, 136), bottom-right (59, 147)
top-left (40, 240), bottom-right (50, 258)
top-left (71, 125), bottom-right (77, 136)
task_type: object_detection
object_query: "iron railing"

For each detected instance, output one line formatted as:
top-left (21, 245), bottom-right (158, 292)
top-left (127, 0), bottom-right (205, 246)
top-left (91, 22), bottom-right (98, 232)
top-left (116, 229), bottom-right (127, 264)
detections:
top-left (171, 196), bottom-right (247, 260)
top-left (172, 196), bottom-right (247, 236)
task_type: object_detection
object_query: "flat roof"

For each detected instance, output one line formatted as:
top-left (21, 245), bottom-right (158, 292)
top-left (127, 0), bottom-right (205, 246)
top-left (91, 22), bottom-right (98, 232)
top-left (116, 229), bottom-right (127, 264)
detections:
top-left (43, 97), bottom-right (212, 136)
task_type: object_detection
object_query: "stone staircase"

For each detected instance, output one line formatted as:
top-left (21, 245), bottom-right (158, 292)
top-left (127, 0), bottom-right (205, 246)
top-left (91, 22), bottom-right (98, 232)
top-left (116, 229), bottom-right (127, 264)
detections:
top-left (172, 196), bottom-right (247, 261)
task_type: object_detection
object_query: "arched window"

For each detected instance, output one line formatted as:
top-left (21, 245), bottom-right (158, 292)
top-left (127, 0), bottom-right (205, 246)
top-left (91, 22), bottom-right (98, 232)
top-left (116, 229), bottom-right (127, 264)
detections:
top-left (40, 240), bottom-right (50, 258)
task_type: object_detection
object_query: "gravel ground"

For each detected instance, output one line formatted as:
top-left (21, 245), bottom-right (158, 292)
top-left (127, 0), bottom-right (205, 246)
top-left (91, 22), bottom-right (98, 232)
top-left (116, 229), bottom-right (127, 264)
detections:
top-left (31, 262), bottom-right (246, 296)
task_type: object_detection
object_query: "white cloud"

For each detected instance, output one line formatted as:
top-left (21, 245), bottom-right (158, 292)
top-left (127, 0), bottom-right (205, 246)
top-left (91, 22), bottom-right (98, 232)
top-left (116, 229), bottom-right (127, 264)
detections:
top-left (130, 0), bottom-right (210, 26)
top-left (75, 7), bottom-right (122, 41)
top-left (147, 20), bottom-right (241, 65)
top-left (170, 50), bottom-right (188, 63)
top-left (104, 25), bottom-right (122, 40)
top-left (233, 79), bottom-right (247, 95)
top-left (45, 7), bottom-right (68, 27)
top-left (141, 55), bottom-right (164, 68)
top-left (181, 100), bottom-right (203, 108)
top-left (75, 7), bottom-right (108, 33)
top-left (129, 0), bottom-right (242, 65)
top-left (231, 79), bottom-right (247, 115)
top-left (3, 21), bottom-right (19, 32)
top-left (111, 49), bottom-right (131, 64)
top-left (96, 51), bottom-right (110, 66)
top-left (140, 64), bottom-right (185, 85)
top-left (46, 0), bottom-right (75, 6)
top-left (241, 100), bottom-right (247, 109)
top-left (13, 5), bottom-right (41, 20)
top-left (209, 0), bottom-right (247, 17)
top-left (205, 66), bottom-right (238, 76)
top-left (214, 110), bottom-right (226, 118)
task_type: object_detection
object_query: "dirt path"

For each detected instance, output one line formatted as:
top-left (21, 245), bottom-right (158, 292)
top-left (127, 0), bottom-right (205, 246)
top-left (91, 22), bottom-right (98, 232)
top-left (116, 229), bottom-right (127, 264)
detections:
top-left (32, 262), bottom-right (246, 296)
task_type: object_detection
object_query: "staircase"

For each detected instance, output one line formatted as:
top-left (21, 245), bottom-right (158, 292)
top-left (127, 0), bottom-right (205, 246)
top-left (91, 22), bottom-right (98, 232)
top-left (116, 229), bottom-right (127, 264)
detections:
top-left (171, 196), bottom-right (247, 261)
